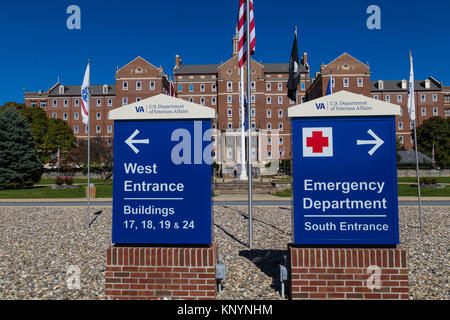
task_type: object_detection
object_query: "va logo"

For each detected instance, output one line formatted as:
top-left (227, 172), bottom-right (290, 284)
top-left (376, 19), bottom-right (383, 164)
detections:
top-left (135, 106), bottom-right (145, 113)
top-left (315, 103), bottom-right (326, 110)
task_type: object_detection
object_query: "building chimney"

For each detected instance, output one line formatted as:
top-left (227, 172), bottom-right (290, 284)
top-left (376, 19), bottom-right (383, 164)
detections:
top-left (301, 52), bottom-right (309, 69)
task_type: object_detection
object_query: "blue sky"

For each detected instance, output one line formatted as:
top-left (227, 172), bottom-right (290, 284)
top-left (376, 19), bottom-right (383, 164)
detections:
top-left (0, 0), bottom-right (449, 105)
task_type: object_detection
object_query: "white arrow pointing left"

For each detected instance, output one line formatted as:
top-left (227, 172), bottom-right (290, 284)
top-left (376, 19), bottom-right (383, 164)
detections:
top-left (357, 129), bottom-right (384, 156)
top-left (125, 129), bottom-right (149, 154)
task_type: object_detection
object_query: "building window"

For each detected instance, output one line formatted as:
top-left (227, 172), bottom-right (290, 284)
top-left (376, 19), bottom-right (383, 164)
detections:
top-left (74, 112), bottom-right (79, 120)
top-left (212, 84), bottom-right (216, 92)
top-left (64, 99), bottom-right (68, 107)
top-left (178, 85), bottom-right (183, 92)
top-left (385, 95), bottom-right (390, 102)
top-left (433, 94), bottom-right (437, 102)
top-left (278, 83), bottom-right (283, 91)
top-left (444, 96), bottom-right (450, 103)
top-left (267, 96), bottom-right (271, 104)
top-left (251, 122), bottom-right (256, 129)
top-left (136, 97), bottom-right (141, 102)
top-left (227, 123), bottom-right (232, 129)
top-left (40, 102), bottom-right (47, 108)
top-left (200, 84), bottom-right (205, 92)
top-left (279, 137), bottom-right (284, 145)
top-left (96, 125), bottom-right (101, 133)
top-left (267, 110), bottom-right (271, 118)
top-left (52, 100), bottom-right (57, 107)
top-left (278, 123), bottom-right (283, 131)
top-left (278, 109), bottom-right (283, 118)
top-left (200, 97), bottom-right (205, 105)
top-left (399, 136), bottom-right (404, 144)
top-left (445, 109), bottom-right (450, 116)
top-left (421, 107), bottom-right (426, 116)
top-left (63, 112), bottom-right (68, 120)
top-left (227, 109), bottom-right (232, 118)
top-left (267, 151), bottom-right (272, 159)
top-left (74, 125), bottom-right (79, 134)
top-left (97, 99), bottom-right (101, 107)
top-left (96, 112), bottom-right (101, 120)
top-left (74, 99), bottom-right (79, 107)
top-left (331, 78), bottom-right (335, 88)
top-left (421, 94), bottom-right (426, 102)
top-left (267, 137), bottom-right (272, 145)
top-left (267, 123), bottom-right (272, 131)
top-left (122, 97), bottom-right (128, 105)
top-left (136, 81), bottom-right (142, 91)
top-left (251, 95), bottom-right (255, 104)
top-left (266, 83), bottom-right (271, 91)
top-left (373, 95), bottom-right (379, 100)
top-left (227, 81), bottom-right (233, 91)
top-left (189, 84), bottom-right (194, 92)
top-left (397, 95), bottom-right (403, 102)
top-left (189, 97), bottom-right (194, 103)
top-left (107, 125), bottom-right (112, 133)
top-left (251, 81), bottom-right (256, 91)
top-left (433, 108), bottom-right (438, 116)
top-left (108, 99), bottom-right (113, 106)
top-left (278, 96), bottom-right (283, 104)
top-left (123, 81), bottom-right (128, 90)
top-left (85, 125), bottom-right (89, 133)
top-left (398, 122), bottom-right (403, 130)
top-left (227, 149), bottom-right (233, 159)
top-left (52, 113), bottom-right (57, 119)
top-left (357, 78), bottom-right (363, 87)
top-left (343, 78), bottom-right (349, 87)
top-left (301, 82), bottom-right (305, 90)
top-left (251, 108), bottom-right (256, 117)
top-left (212, 97), bottom-right (216, 105)
top-left (227, 95), bottom-right (232, 104)
top-left (107, 139), bottom-right (112, 147)
top-left (103, 85), bottom-right (108, 94)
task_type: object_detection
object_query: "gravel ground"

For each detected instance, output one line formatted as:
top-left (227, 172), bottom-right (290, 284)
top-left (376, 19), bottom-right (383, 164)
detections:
top-left (0, 206), bottom-right (447, 300)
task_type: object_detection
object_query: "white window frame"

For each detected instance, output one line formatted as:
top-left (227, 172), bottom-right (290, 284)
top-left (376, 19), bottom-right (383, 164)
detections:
top-left (149, 81), bottom-right (155, 91)
top-left (136, 81), bottom-right (142, 91)
top-left (123, 81), bottom-right (128, 90)
top-left (357, 78), bottom-right (363, 87)
top-left (343, 78), bottom-right (349, 88)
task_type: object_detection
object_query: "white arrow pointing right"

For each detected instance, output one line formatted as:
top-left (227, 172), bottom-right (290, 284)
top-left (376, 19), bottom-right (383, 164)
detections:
top-left (357, 129), bottom-right (384, 156)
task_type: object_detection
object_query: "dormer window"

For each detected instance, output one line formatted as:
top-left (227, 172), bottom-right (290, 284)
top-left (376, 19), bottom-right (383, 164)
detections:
top-left (425, 79), bottom-right (431, 89)
top-left (103, 85), bottom-right (108, 94)
top-left (401, 80), bottom-right (407, 90)
top-left (378, 80), bottom-right (384, 90)
top-left (59, 86), bottom-right (64, 95)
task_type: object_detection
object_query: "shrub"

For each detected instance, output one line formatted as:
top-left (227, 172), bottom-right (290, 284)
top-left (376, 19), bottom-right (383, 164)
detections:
top-left (64, 176), bottom-right (74, 185)
top-left (420, 177), bottom-right (437, 185)
top-left (55, 176), bottom-right (64, 185)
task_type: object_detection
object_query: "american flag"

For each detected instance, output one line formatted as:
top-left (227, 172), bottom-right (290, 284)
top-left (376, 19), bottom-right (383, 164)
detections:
top-left (238, 0), bottom-right (255, 68)
top-left (169, 80), bottom-right (176, 97)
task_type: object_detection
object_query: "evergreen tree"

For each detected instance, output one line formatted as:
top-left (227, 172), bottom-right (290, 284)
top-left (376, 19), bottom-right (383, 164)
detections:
top-left (415, 117), bottom-right (449, 168)
top-left (0, 107), bottom-right (42, 189)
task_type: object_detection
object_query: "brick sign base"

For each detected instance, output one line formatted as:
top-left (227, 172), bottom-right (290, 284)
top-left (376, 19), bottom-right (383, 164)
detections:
top-left (289, 246), bottom-right (409, 300)
top-left (105, 243), bottom-right (218, 300)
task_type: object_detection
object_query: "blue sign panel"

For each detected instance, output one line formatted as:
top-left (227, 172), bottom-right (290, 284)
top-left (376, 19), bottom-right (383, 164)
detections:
top-left (292, 116), bottom-right (399, 245)
top-left (112, 120), bottom-right (212, 245)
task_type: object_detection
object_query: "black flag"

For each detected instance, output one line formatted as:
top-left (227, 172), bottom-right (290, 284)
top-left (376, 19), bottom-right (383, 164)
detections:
top-left (287, 31), bottom-right (300, 102)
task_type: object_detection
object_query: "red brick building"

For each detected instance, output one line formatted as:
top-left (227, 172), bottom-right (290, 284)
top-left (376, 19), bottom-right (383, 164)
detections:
top-left (306, 53), bottom-right (448, 150)
top-left (24, 37), bottom-right (448, 165)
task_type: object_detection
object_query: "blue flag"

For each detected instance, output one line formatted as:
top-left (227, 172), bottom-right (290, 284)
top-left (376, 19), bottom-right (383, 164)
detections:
top-left (326, 73), bottom-right (333, 95)
top-left (244, 94), bottom-right (249, 131)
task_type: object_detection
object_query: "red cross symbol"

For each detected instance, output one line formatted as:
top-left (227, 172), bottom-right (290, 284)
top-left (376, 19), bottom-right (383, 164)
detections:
top-left (306, 131), bottom-right (329, 153)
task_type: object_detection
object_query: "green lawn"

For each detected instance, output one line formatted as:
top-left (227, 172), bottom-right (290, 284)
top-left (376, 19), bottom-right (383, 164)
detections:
top-left (397, 177), bottom-right (450, 184)
top-left (0, 184), bottom-right (113, 199)
top-left (37, 178), bottom-right (105, 185)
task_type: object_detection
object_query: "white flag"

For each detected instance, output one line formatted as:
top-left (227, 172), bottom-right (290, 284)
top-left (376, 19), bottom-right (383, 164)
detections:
top-left (407, 53), bottom-right (415, 121)
top-left (81, 62), bottom-right (90, 125)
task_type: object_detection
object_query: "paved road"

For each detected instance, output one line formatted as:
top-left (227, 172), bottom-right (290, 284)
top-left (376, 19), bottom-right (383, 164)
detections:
top-left (1, 200), bottom-right (449, 207)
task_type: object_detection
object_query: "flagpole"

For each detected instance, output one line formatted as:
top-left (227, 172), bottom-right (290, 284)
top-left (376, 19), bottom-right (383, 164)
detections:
top-left (240, 67), bottom-right (247, 180)
top-left (409, 51), bottom-right (422, 231)
top-left (246, 0), bottom-right (253, 249)
top-left (87, 59), bottom-right (91, 229)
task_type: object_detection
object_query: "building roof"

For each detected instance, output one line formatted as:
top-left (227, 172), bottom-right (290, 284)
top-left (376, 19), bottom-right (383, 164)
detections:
top-left (48, 84), bottom-right (116, 97)
top-left (174, 64), bottom-right (220, 75)
top-left (371, 78), bottom-right (442, 92)
top-left (174, 62), bottom-right (307, 75)
top-left (398, 150), bottom-right (431, 164)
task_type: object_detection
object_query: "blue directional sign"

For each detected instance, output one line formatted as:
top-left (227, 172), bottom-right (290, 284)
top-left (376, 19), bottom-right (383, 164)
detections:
top-left (292, 116), bottom-right (399, 245)
top-left (112, 119), bottom-right (213, 245)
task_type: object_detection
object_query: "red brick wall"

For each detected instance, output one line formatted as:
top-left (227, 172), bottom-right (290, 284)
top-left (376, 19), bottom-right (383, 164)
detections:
top-left (105, 244), bottom-right (218, 300)
top-left (289, 246), bottom-right (409, 300)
